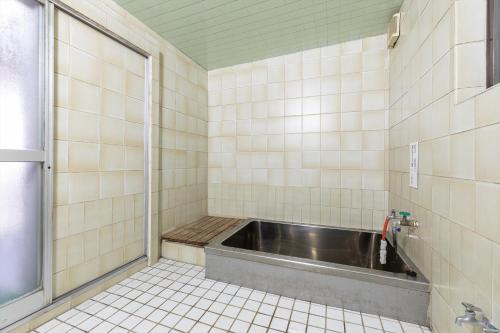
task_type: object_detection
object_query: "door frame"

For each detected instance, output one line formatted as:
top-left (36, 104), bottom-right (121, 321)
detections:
top-left (0, 0), bottom-right (54, 328)
top-left (48, 0), bottom-right (152, 265)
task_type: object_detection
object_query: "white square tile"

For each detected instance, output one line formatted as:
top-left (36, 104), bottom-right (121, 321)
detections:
top-left (214, 315), bottom-right (234, 330)
top-left (209, 328), bottom-right (226, 333)
top-left (171, 291), bottom-right (188, 302)
top-left (48, 322), bottom-right (73, 333)
top-left (135, 305), bottom-right (155, 318)
top-left (57, 309), bottom-right (79, 322)
top-left (147, 309), bottom-right (167, 323)
top-left (308, 314), bottom-right (326, 328)
top-left (66, 312), bottom-right (91, 326)
top-left (365, 328), bottom-right (383, 333)
top-left (200, 311), bottom-right (219, 326)
top-left (132, 320), bottom-right (155, 333)
top-left (249, 290), bottom-right (266, 302)
top-left (149, 325), bottom-right (169, 333)
top-left (209, 301), bottom-right (226, 314)
top-left (362, 314), bottom-right (382, 329)
top-left (244, 299), bottom-right (261, 311)
top-left (36, 320), bottom-right (61, 333)
top-left (237, 309), bottom-right (256, 322)
top-left (160, 313), bottom-right (181, 328)
top-left (77, 316), bottom-right (103, 331)
top-left (174, 317), bottom-right (196, 332)
top-left (253, 313), bottom-right (271, 327)
top-left (278, 296), bottom-right (294, 309)
top-left (230, 296), bottom-right (246, 307)
top-left (222, 304), bottom-right (240, 318)
top-left (275, 307), bottom-right (292, 320)
top-left (258, 303), bottom-right (276, 315)
top-left (236, 287), bottom-right (252, 298)
top-left (381, 318), bottom-right (402, 333)
top-left (146, 296), bottom-right (166, 308)
top-left (107, 311), bottom-right (130, 325)
top-left (400, 322), bottom-right (423, 333)
top-left (263, 293), bottom-right (280, 305)
top-left (216, 292), bottom-right (232, 304)
top-left (326, 318), bottom-right (344, 332)
top-left (85, 302), bottom-right (106, 315)
top-left (172, 303), bottom-right (191, 316)
top-left (231, 319), bottom-right (251, 333)
top-left (159, 299), bottom-right (178, 312)
top-left (196, 298), bottom-right (213, 310)
top-left (309, 303), bottom-right (326, 317)
top-left (293, 300), bottom-right (310, 313)
top-left (223, 284), bottom-right (239, 295)
top-left (249, 324), bottom-right (267, 333)
top-left (344, 310), bottom-right (362, 325)
top-left (345, 323), bottom-right (364, 333)
top-left (270, 317), bottom-right (288, 331)
top-left (288, 321), bottom-right (306, 333)
top-left (123, 301), bottom-right (143, 314)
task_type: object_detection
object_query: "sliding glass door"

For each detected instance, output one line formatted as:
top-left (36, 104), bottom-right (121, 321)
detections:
top-left (0, 0), bottom-right (52, 328)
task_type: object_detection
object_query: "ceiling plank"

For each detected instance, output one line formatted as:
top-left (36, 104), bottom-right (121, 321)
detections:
top-left (115, 0), bottom-right (402, 69)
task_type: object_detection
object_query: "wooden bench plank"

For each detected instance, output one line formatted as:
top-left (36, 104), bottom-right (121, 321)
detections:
top-left (162, 216), bottom-right (245, 247)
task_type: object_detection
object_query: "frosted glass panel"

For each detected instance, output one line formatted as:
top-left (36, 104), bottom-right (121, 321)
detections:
top-left (0, 163), bottom-right (42, 305)
top-left (0, 0), bottom-right (42, 150)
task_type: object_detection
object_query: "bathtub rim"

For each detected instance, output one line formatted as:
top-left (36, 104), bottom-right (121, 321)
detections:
top-left (205, 218), bottom-right (430, 292)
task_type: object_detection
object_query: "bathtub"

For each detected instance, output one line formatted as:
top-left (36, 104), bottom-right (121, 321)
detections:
top-left (205, 219), bottom-right (430, 325)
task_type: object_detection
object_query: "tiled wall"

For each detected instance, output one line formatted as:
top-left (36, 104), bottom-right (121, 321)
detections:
top-left (388, 0), bottom-right (500, 332)
top-left (157, 41), bottom-right (208, 234)
top-left (53, 10), bottom-right (147, 296)
top-left (207, 35), bottom-right (390, 230)
top-left (50, 0), bottom-right (208, 298)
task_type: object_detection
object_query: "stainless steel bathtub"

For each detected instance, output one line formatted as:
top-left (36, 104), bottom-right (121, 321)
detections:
top-left (205, 219), bottom-right (430, 325)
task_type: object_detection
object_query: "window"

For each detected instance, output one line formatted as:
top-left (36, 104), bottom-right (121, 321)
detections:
top-left (0, 0), bottom-right (51, 328)
top-left (487, 0), bottom-right (500, 87)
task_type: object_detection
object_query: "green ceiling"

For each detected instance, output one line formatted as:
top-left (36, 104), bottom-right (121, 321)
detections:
top-left (114, 0), bottom-right (402, 70)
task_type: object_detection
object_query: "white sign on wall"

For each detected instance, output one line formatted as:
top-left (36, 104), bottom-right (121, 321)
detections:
top-left (409, 142), bottom-right (418, 188)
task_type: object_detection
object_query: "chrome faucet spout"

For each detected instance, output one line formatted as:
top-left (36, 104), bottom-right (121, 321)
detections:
top-left (455, 302), bottom-right (500, 333)
top-left (455, 314), bottom-right (479, 326)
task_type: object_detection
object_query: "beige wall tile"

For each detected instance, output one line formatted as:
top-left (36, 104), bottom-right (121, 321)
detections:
top-left (102, 89), bottom-right (125, 120)
top-left (69, 48), bottom-right (101, 86)
top-left (69, 79), bottom-right (100, 114)
top-left (101, 117), bottom-right (125, 145)
top-left (69, 18), bottom-right (100, 57)
top-left (68, 110), bottom-right (99, 143)
top-left (450, 131), bottom-right (474, 180)
top-left (449, 180), bottom-right (475, 230)
top-left (476, 85), bottom-right (500, 127)
top-left (126, 72), bottom-right (145, 100)
top-left (100, 172), bottom-right (125, 198)
top-left (102, 62), bottom-right (125, 93)
top-left (68, 142), bottom-right (99, 172)
top-left (476, 182), bottom-right (500, 244)
top-left (69, 173), bottom-right (99, 203)
top-left (100, 144), bottom-right (125, 171)
top-left (476, 123), bottom-right (500, 183)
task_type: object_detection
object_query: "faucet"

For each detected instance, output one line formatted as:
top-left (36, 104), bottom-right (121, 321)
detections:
top-left (455, 302), bottom-right (500, 333)
top-left (388, 209), bottom-right (418, 254)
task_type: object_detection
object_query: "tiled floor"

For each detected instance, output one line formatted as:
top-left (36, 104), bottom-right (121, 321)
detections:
top-left (33, 259), bottom-right (431, 333)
